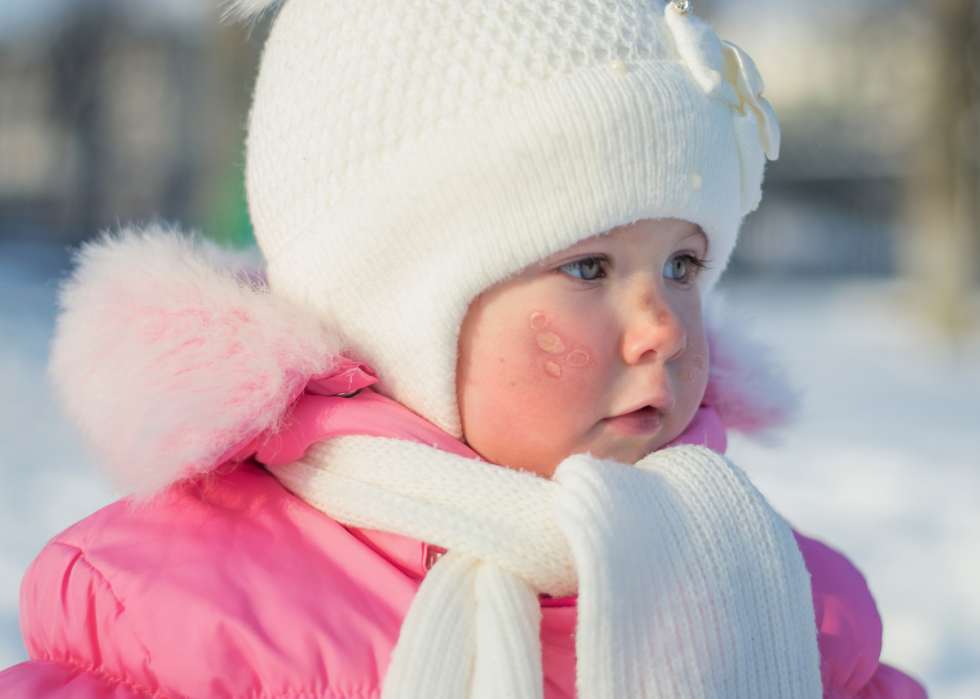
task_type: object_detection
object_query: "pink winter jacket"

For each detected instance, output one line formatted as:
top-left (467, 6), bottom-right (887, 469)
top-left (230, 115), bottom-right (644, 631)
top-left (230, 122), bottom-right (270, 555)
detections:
top-left (0, 230), bottom-right (927, 698)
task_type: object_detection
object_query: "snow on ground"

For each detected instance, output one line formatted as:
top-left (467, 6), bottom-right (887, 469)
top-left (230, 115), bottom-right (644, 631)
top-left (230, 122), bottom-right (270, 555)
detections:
top-left (1, 245), bottom-right (978, 697)
top-left (0, 243), bottom-right (115, 671)
top-left (721, 278), bottom-right (980, 699)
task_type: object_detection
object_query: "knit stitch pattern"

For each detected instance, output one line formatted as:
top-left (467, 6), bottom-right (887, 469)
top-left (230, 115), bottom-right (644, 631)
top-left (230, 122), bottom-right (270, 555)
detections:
top-left (247, 0), bottom-right (674, 246)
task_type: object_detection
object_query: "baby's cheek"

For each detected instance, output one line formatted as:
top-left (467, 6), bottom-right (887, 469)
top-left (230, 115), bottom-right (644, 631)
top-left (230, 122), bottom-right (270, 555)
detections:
top-left (674, 335), bottom-right (709, 412)
top-left (522, 310), bottom-right (602, 399)
top-left (461, 309), bottom-right (608, 473)
top-left (676, 340), bottom-right (706, 379)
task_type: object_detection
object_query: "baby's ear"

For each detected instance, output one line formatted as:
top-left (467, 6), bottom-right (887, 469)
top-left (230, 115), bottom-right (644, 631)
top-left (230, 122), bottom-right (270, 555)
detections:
top-left (222, 0), bottom-right (282, 22)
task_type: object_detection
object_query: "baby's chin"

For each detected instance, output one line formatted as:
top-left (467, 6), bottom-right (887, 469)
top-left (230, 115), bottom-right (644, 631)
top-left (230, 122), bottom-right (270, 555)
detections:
top-left (528, 427), bottom-right (684, 476)
top-left (469, 416), bottom-right (686, 478)
top-left (593, 410), bottom-right (693, 462)
top-left (579, 435), bottom-right (674, 468)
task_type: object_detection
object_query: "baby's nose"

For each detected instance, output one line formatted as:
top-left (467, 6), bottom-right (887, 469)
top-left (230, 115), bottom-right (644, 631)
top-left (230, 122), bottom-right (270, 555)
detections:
top-left (621, 292), bottom-right (687, 365)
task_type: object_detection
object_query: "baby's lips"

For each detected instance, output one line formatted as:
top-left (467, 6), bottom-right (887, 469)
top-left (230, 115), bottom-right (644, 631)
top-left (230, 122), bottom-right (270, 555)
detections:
top-left (614, 389), bottom-right (676, 420)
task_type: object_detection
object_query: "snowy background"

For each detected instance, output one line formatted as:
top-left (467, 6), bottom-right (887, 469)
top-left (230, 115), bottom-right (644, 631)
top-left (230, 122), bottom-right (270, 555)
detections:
top-left (2, 0), bottom-right (980, 696)
top-left (723, 279), bottom-right (980, 699)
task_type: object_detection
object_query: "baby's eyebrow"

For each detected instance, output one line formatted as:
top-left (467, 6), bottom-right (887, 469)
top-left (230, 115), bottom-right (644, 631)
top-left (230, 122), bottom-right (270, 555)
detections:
top-left (676, 230), bottom-right (708, 255)
top-left (687, 227), bottom-right (708, 245)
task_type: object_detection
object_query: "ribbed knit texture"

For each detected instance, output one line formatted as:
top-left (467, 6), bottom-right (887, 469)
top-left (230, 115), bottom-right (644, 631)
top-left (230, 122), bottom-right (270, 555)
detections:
top-left (269, 438), bottom-right (821, 699)
top-left (244, 1), bottom-right (778, 437)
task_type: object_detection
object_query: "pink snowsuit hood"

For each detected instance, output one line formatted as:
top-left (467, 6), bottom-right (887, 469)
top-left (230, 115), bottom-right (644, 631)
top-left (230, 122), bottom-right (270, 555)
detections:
top-left (0, 227), bottom-right (927, 699)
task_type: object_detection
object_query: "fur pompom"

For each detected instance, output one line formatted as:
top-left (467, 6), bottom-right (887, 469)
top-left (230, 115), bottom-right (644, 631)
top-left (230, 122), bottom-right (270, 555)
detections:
top-left (49, 226), bottom-right (342, 499)
top-left (703, 296), bottom-right (799, 436)
top-left (222, 0), bottom-right (283, 22)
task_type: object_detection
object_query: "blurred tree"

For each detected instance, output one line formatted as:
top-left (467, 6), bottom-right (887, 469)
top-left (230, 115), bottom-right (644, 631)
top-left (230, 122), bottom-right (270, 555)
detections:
top-left (0, 1), bottom-right (269, 248)
top-left (197, 18), bottom-right (268, 250)
top-left (903, 0), bottom-right (980, 336)
top-left (203, 160), bottom-right (254, 249)
top-left (49, 1), bottom-right (111, 241)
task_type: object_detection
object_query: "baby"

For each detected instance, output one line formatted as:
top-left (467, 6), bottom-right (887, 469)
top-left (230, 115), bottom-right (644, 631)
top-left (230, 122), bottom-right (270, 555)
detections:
top-left (0, 1), bottom-right (927, 698)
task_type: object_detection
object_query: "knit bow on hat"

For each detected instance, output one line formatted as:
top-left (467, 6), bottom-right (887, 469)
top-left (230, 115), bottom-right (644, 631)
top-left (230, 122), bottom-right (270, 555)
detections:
top-left (664, 5), bottom-right (780, 213)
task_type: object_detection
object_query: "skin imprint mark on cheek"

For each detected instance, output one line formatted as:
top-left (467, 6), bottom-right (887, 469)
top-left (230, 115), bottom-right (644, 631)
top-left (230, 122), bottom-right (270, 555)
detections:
top-left (536, 332), bottom-right (565, 354)
top-left (567, 349), bottom-right (589, 367)
top-left (683, 353), bottom-right (707, 381)
top-left (529, 310), bottom-right (589, 377)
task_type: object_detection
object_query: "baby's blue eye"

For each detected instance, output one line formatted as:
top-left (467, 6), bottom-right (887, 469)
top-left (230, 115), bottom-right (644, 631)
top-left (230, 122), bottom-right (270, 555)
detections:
top-left (664, 256), bottom-right (688, 280)
top-left (560, 257), bottom-right (605, 281)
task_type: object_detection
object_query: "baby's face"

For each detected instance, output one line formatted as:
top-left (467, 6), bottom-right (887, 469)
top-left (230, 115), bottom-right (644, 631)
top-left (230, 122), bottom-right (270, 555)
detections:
top-left (456, 218), bottom-right (709, 477)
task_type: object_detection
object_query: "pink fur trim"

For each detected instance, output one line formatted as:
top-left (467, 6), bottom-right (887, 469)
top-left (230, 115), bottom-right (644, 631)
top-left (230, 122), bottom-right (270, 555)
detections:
top-left (49, 226), bottom-right (342, 499)
top-left (703, 296), bottom-right (799, 436)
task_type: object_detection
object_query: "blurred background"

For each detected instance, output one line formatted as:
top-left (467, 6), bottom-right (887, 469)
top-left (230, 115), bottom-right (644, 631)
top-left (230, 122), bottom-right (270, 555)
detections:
top-left (1, 0), bottom-right (978, 696)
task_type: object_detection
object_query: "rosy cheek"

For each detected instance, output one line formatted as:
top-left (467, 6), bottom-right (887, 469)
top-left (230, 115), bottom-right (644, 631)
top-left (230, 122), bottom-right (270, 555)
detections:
top-left (675, 336), bottom-right (709, 411)
top-left (687, 338), bottom-right (708, 381)
top-left (526, 311), bottom-right (598, 385)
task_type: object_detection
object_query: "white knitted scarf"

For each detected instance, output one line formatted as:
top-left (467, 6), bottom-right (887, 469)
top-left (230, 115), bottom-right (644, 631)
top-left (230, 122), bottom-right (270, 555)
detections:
top-left (268, 436), bottom-right (822, 699)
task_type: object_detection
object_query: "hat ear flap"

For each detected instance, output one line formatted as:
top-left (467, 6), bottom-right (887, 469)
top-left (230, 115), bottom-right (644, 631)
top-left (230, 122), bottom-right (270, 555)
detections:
top-left (223, 0), bottom-right (283, 22)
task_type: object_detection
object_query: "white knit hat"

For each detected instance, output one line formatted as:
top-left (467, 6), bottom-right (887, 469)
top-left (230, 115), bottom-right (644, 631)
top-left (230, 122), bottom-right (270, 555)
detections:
top-left (235, 0), bottom-right (780, 437)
